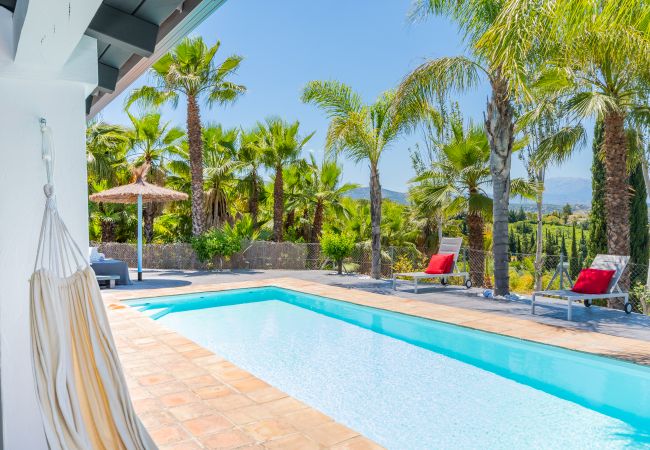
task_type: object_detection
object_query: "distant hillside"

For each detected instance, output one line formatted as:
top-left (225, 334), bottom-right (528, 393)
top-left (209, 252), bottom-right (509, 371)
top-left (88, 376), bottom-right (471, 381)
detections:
top-left (541, 177), bottom-right (591, 205)
top-left (345, 177), bottom-right (592, 209)
top-left (345, 187), bottom-right (408, 205)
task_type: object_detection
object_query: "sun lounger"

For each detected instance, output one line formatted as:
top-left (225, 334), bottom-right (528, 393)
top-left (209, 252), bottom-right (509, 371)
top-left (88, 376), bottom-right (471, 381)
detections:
top-left (392, 237), bottom-right (471, 293)
top-left (531, 254), bottom-right (631, 321)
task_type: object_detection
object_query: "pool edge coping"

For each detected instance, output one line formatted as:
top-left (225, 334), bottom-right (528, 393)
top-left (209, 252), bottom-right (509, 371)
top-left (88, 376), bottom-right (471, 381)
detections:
top-left (104, 277), bottom-right (650, 367)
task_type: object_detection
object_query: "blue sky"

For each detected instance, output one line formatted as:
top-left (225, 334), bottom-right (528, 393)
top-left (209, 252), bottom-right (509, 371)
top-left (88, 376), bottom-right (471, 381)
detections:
top-left (100, 0), bottom-right (590, 192)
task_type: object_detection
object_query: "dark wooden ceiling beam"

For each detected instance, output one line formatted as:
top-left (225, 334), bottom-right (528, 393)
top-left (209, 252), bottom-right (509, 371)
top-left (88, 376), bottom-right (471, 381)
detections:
top-left (97, 62), bottom-right (119, 93)
top-left (0, 0), bottom-right (16, 12)
top-left (86, 3), bottom-right (159, 57)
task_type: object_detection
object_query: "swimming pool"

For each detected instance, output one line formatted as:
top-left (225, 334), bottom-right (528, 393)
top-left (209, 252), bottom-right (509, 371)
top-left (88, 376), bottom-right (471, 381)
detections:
top-left (129, 287), bottom-right (650, 449)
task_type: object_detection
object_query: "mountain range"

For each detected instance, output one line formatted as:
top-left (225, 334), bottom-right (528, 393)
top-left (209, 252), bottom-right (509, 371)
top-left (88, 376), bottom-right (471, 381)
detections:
top-left (345, 177), bottom-right (592, 208)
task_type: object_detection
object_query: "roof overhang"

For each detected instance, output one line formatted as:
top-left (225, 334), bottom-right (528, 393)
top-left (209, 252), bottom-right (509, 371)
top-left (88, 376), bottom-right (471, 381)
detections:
top-left (0, 0), bottom-right (227, 118)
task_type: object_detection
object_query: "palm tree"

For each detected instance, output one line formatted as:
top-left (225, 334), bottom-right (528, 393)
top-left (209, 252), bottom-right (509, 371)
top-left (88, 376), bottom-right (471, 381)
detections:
top-left (237, 128), bottom-right (265, 228)
top-left (86, 120), bottom-right (129, 186)
top-left (126, 112), bottom-right (184, 243)
top-left (282, 160), bottom-right (312, 239)
top-left (519, 104), bottom-right (584, 290)
top-left (412, 120), bottom-right (492, 285)
top-left (86, 121), bottom-right (131, 243)
top-left (302, 81), bottom-right (431, 278)
top-left (167, 125), bottom-right (242, 229)
top-left (202, 125), bottom-right (241, 228)
top-left (126, 36), bottom-right (246, 237)
top-left (258, 118), bottom-right (314, 242)
top-left (397, 0), bottom-right (526, 294)
top-left (307, 155), bottom-right (358, 243)
top-left (480, 0), bottom-right (650, 299)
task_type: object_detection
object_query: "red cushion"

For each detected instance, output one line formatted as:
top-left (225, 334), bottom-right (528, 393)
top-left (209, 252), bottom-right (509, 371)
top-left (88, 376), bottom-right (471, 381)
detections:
top-left (425, 253), bottom-right (455, 274)
top-left (571, 268), bottom-right (615, 294)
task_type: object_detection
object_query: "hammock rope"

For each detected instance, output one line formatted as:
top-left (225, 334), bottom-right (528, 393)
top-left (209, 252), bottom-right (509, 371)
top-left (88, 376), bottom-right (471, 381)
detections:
top-left (30, 119), bottom-right (156, 450)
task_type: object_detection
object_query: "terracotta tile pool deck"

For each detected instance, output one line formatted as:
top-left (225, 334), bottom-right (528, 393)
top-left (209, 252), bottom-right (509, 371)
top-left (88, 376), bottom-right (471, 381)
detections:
top-left (103, 277), bottom-right (650, 449)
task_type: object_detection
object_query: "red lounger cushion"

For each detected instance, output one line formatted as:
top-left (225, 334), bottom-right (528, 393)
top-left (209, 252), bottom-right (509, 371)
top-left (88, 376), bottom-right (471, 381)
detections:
top-left (571, 268), bottom-right (616, 294)
top-left (425, 253), bottom-right (455, 274)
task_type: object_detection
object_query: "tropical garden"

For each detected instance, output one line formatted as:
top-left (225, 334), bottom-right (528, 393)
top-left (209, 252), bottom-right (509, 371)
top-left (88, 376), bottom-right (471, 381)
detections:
top-left (88, 0), bottom-right (650, 312)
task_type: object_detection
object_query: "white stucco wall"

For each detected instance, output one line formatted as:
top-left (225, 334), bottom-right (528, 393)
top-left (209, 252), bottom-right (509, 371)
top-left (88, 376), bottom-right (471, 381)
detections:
top-left (0, 6), bottom-right (98, 449)
top-left (0, 78), bottom-right (91, 450)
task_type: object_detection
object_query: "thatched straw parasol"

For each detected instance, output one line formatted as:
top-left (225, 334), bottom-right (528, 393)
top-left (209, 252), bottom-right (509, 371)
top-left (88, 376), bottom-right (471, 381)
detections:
top-left (89, 164), bottom-right (188, 281)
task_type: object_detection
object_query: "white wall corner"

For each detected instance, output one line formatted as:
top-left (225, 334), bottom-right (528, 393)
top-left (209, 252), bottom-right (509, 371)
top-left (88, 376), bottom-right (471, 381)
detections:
top-left (57, 35), bottom-right (98, 97)
top-left (13, 0), bottom-right (102, 70)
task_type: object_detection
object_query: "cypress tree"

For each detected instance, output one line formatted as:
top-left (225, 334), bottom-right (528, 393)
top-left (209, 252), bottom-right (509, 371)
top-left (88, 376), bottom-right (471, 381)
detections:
top-left (530, 232), bottom-right (535, 254)
top-left (518, 206), bottom-right (526, 222)
top-left (508, 233), bottom-right (517, 254)
top-left (580, 228), bottom-right (588, 260)
top-left (569, 224), bottom-right (579, 278)
top-left (629, 163), bottom-right (649, 284)
top-left (589, 121), bottom-right (608, 260)
top-left (560, 233), bottom-right (567, 257)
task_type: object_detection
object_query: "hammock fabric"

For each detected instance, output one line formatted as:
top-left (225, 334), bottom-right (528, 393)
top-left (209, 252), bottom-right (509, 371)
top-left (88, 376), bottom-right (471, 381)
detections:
top-left (29, 124), bottom-right (156, 449)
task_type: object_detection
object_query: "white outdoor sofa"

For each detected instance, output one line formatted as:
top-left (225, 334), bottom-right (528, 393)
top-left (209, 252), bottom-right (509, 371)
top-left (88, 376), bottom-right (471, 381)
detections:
top-left (392, 237), bottom-right (471, 293)
top-left (531, 254), bottom-right (632, 321)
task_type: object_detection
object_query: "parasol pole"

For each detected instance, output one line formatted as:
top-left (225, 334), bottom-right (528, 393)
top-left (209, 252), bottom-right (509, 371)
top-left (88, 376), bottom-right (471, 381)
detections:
top-left (137, 194), bottom-right (143, 281)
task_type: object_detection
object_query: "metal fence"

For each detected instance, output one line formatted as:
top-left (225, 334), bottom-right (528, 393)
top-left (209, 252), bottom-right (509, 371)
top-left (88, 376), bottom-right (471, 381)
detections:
top-left (94, 241), bottom-right (650, 314)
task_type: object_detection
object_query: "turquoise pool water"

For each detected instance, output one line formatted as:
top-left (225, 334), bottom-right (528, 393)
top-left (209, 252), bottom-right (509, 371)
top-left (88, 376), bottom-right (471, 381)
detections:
top-left (129, 287), bottom-right (650, 449)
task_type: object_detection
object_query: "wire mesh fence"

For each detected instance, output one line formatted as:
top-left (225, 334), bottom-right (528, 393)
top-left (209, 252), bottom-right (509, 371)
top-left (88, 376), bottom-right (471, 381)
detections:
top-left (94, 241), bottom-right (650, 314)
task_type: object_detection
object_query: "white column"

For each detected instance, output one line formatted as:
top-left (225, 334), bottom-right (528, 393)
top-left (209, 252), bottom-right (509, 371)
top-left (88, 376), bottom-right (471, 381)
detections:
top-left (0, 4), bottom-right (99, 448)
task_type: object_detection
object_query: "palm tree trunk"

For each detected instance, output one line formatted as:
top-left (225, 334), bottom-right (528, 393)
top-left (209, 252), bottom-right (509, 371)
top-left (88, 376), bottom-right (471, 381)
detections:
top-left (369, 162), bottom-right (382, 279)
top-left (467, 212), bottom-right (485, 286)
top-left (534, 179), bottom-right (544, 291)
top-left (100, 220), bottom-right (116, 243)
top-left (535, 169), bottom-right (545, 291)
top-left (143, 203), bottom-right (155, 244)
top-left (273, 164), bottom-right (284, 242)
top-left (249, 172), bottom-right (259, 228)
top-left (603, 111), bottom-right (630, 309)
top-left (485, 72), bottom-right (515, 296)
top-left (311, 200), bottom-right (324, 243)
top-left (187, 94), bottom-right (205, 237)
top-left (285, 209), bottom-right (295, 233)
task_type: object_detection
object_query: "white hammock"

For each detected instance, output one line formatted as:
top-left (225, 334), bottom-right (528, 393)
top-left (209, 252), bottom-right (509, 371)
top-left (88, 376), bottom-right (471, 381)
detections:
top-left (30, 121), bottom-right (156, 449)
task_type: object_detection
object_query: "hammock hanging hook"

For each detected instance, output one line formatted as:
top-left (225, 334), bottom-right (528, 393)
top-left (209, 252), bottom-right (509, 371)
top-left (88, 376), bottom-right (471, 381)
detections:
top-left (39, 117), bottom-right (55, 198)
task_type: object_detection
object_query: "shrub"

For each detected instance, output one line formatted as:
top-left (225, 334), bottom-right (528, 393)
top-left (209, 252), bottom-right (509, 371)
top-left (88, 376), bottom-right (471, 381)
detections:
top-left (321, 233), bottom-right (355, 274)
top-left (631, 282), bottom-right (650, 315)
top-left (393, 254), bottom-right (415, 280)
top-left (191, 228), bottom-right (242, 269)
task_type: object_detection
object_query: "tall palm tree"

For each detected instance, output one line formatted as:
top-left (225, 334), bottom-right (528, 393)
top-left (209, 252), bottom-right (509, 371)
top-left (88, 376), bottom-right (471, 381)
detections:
top-left (412, 120), bottom-right (492, 285)
top-left (126, 36), bottom-right (246, 237)
top-left (302, 81), bottom-right (432, 278)
top-left (258, 118), bottom-right (314, 242)
top-left (397, 0), bottom-right (525, 294)
top-left (307, 155), bottom-right (358, 243)
top-left (480, 0), bottom-right (650, 299)
top-left (167, 125), bottom-right (242, 229)
top-left (126, 112), bottom-right (184, 243)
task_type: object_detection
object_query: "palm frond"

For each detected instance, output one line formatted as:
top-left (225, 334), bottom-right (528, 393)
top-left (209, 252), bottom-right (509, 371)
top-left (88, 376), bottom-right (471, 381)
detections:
top-left (534, 124), bottom-right (586, 167)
